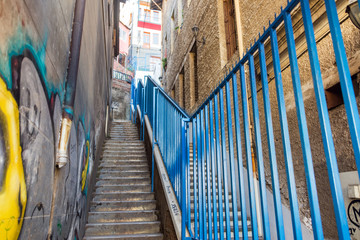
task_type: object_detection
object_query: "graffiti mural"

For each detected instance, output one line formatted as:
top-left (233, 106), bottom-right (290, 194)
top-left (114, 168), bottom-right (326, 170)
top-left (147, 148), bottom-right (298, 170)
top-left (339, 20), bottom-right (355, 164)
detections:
top-left (0, 0), bottom-right (111, 239)
top-left (0, 78), bottom-right (27, 240)
top-left (0, 46), bottom-right (98, 239)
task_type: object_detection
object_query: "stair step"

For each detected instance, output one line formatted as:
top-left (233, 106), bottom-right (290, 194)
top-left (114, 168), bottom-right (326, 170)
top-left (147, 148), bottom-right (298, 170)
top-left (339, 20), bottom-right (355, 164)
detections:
top-left (101, 155), bottom-right (147, 160)
top-left (103, 145), bottom-right (145, 148)
top-left (104, 140), bottom-right (144, 144)
top-left (93, 192), bottom-right (155, 201)
top-left (99, 165), bottom-right (149, 171)
top-left (95, 184), bottom-right (151, 193)
top-left (91, 200), bottom-right (157, 211)
top-left (83, 233), bottom-right (163, 240)
top-left (102, 150), bottom-right (146, 154)
top-left (85, 221), bottom-right (161, 236)
top-left (100, 159), bottom-right (148, 164)
top-left (88, 210), bottom-right (159, 223)
top-left (99, 168), bottom-right (149, 173)
top-left (96, 176), bottom-right (150, 184)
top-left (98, 171), bottom-right (150, 178)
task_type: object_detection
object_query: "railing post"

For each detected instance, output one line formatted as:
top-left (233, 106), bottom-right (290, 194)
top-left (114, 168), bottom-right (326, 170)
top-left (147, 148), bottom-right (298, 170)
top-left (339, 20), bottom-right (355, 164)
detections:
top-left (151, 87), bottom-right (159, 192)
top-left (300, 0), bottom-right (350, 238)
top-left (181, 118), bottom-right (189, 240)
top-left (141, 87), bottom-right (145, 141)
top-left (324, 0), bottom-right (360, 177)
top-left (130, 81), bottom-right (133, 122)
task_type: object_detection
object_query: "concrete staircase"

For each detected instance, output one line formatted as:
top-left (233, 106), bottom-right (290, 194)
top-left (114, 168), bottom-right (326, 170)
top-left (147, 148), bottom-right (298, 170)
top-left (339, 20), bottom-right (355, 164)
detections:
top-left (84, 121), bottom-right (163, 240)
top-left (189, 144), bottom-right (254, 239)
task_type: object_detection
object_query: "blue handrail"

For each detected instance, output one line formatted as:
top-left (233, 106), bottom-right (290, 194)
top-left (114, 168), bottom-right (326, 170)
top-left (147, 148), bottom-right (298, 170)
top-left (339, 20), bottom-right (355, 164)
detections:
top-left (131, 0), bottom-right (359, 239)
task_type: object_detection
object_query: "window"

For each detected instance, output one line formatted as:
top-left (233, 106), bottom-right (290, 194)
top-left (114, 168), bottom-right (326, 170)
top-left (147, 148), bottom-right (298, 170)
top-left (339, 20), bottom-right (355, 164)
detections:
top-left (144, 9), bottom-right (151, 22)
top-left (153, 33), bottom-right (160, 45)
top-left (153, 11), bottom-right (160, 23)
top-left (189, 43), bottom-right (198, 106)
top-left (143, 32), bottom-right (150, 48)
top-left (120, 29), bottom-right (126, 41)
top-left (108, 3), bottom-right (110, 27)
top-left (171, 13), bottom-right (175, 53)
top-left (179, 68), bottom-right (185, 108)
top-left (149, 56), bottom-right (160, 72)
top-left (223, 0), bottom-right (237, 59)
top-left (171, 87), bottom-right (175, 99)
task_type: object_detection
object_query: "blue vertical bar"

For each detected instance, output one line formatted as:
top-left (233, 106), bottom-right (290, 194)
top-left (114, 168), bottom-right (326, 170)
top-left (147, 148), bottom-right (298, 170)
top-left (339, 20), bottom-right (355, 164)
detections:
top-left (130, 82), bottom-right (133, 121)
top-left (284, 11), bottom-right (324, 240)
top-left (209, 100), bottom-right (218, 240)
top-left (248, 54), bottom-right (270, 239)
top-left (179, 113), bottom-right (181, 199)
top-left (151, 87), bottom-right (159, 192)
top-left (186, 121), bottom-right (192, 236)
top-left (239, 64), bottom-right (258, 240)
top-left (176, 111), bottom-right (178, 197)
top-left (164, 100), bottom-right (167, 168)
top-left (192, 118), bottom-right (198, 237)
top-left (214, 94), bottom-right (224, 240)
top-left (200, 109), bottom-right (207, 239)
top-left (219, 88), bottom-right (231, 240)
top-left (300, 1), bottom-right (350, 238)
top-left (224, 80), bottom-right (239, 240)
top-left (205, 105), bottom-right (213, 240)
top-left (270, 27), bottom-right (303, 240)
top-left (197, 114), bottom-right (203, 240)
top-left (231, 72), bottom-right (248, 240)
top-left (174, 110), bottom-right (177, 197)
top-left (141, 88), bottom-right (145, 140)
top-left (181, 118), bottom-right (188, 240)
top-left (325, 0), bottom-right (360, 170)
top-left (259, 42), bottom-right (285, 240)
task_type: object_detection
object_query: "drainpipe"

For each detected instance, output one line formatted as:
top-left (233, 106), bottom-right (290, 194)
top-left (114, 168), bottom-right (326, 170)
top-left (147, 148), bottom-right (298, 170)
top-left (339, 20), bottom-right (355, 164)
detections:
top-left (56, 0), bottom-right (86, 168)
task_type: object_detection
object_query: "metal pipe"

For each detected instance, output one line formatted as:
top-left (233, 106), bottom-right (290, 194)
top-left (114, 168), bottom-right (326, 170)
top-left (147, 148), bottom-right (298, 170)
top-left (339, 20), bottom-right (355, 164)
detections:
top-left (57, 0), bottom-right (86, 168)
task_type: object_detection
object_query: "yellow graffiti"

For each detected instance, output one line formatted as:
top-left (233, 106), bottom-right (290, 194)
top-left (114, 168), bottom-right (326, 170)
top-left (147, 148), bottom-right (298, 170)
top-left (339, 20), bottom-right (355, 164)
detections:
top-left (81, 141), bottom-right (90, 192)
top-left (0, 79), bottom-right (27, 239)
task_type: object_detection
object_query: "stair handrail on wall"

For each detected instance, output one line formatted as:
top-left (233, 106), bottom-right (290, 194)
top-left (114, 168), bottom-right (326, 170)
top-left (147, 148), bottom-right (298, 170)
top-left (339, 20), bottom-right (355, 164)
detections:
top-left (131, 0), bottom-right (360, 239)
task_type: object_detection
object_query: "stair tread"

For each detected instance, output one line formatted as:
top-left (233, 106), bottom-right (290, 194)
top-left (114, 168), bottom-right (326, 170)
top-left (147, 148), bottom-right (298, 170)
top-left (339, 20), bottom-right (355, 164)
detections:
top-left (86, 221), bottom-right (161, 226)
top-left (83, 233), bottom-right (163, 239)
top-left (89, 210), bottom-right (158, 214)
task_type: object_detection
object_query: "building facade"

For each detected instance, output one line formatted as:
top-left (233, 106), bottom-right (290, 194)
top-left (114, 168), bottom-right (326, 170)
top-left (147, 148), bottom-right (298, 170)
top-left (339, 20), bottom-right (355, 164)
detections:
top-left (155, 0), bottom-right (360, 238)
top-left (112, 19), bottom-right (134, 120)
top-left (123, 0), bottom-right (162, 84)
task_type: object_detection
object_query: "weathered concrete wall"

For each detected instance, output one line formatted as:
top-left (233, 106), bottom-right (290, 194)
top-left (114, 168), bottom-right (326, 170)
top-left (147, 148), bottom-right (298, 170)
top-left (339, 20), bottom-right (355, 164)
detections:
top-left (112, 79), bottom-right (131, 120)
top-left (161, 0), bottom-right (360, 238)
top-left (0, 0), bottom-right (114, 239)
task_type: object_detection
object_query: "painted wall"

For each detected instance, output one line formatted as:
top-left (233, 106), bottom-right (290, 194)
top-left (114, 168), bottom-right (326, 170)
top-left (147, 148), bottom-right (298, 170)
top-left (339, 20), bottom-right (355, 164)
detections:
top-left (0, 0), bottom-right (114, 239)
top-left (120, 21), bottom-right (130, 55)
top-left (112, 60), bottom-right (133, 120)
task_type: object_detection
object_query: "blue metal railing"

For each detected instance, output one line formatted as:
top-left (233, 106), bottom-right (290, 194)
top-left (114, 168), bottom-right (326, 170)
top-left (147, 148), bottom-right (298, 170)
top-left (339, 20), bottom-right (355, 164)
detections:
top-left (130, 0), bottom-right (360, 239)
top-left (131, 76), bottom-right (190, 206)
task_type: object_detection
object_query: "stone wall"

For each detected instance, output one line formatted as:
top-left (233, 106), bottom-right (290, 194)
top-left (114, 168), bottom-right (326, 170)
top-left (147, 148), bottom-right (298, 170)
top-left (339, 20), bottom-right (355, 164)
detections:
top-left (112, 78), bottom-right (131, 120)
top-left (0, 0), bottom-right (114, 239)
top-left (161, 0), bottom-right (360, 238)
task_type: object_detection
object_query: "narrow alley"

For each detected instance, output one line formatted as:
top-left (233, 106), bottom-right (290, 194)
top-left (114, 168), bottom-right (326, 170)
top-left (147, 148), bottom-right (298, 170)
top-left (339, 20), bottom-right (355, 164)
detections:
top-left (0, 0), bottom-right (360, 239)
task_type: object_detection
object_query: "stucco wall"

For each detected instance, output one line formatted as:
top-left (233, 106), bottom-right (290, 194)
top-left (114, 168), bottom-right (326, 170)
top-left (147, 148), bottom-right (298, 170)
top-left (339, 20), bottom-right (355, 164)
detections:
top-left (0, 0), bottom-right (114, 239)
top-left (161, 0), bottom-right (360, 239)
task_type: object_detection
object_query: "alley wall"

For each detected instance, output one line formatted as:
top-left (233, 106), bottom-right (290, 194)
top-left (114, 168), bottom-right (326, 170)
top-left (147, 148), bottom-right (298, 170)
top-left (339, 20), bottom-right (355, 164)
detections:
top-left (0, 0), bottom-right (114, 239)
